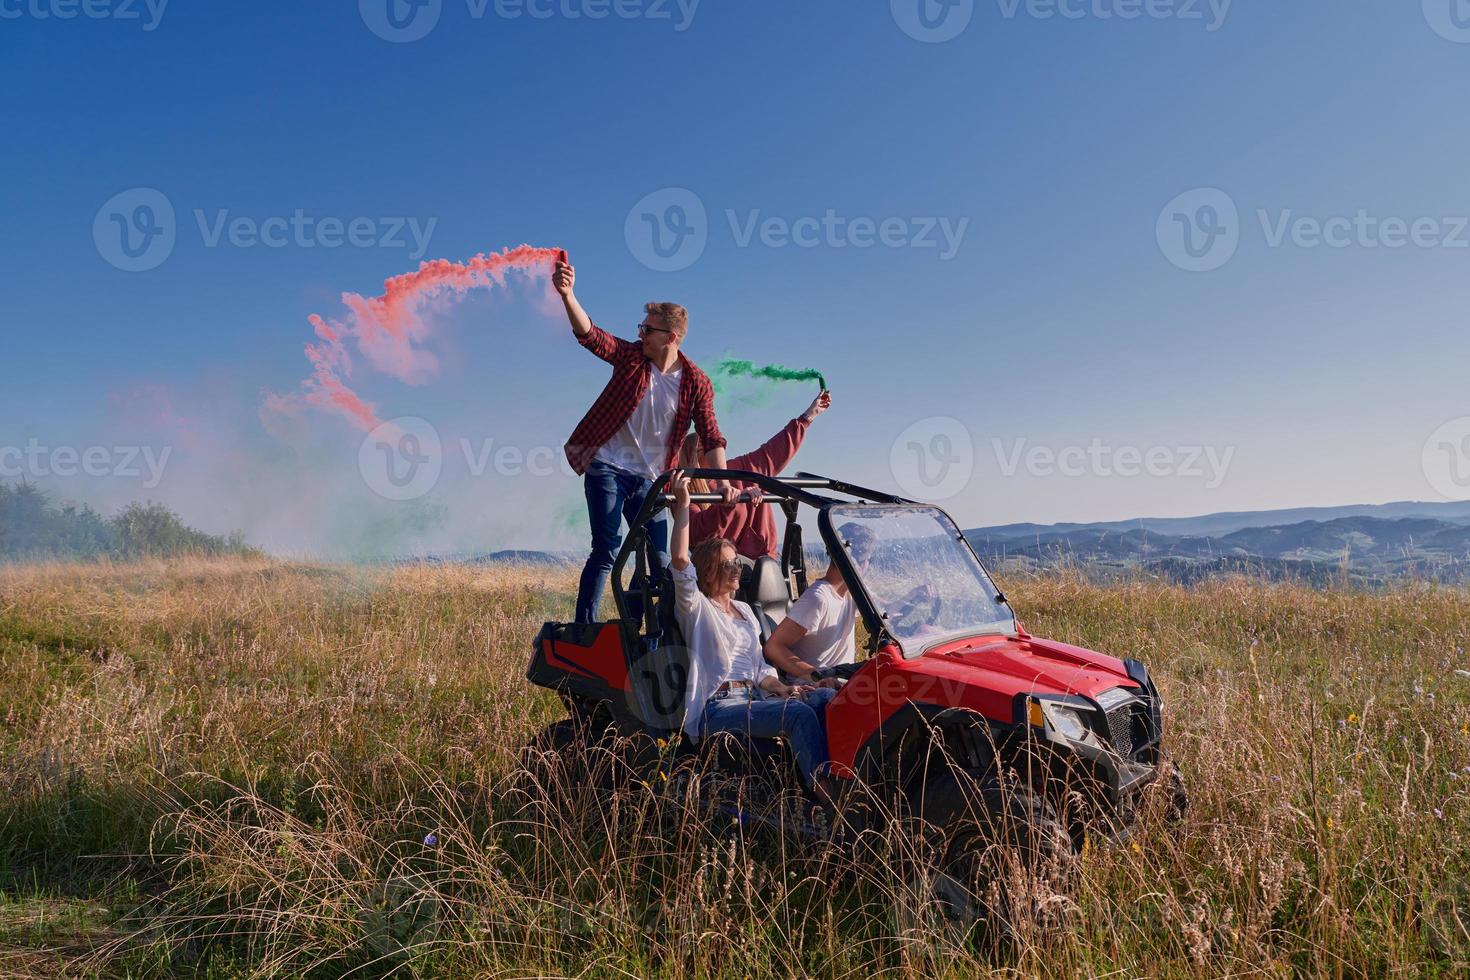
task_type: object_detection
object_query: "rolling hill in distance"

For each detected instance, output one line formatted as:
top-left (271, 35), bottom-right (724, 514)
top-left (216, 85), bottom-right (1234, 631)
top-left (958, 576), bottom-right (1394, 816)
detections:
top-left (965, 499), bottom-right (1470, 542)
top-left (963, 499), bottom-right (1470, 586)
top-left (432, 499), bottom-right (1470, 587)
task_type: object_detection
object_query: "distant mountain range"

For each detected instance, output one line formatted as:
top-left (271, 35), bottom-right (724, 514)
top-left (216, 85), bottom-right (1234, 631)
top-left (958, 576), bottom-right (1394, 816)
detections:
top-left (407, 500), bottom-right (1470, 588)
top-left (967, 499), bottom-right (1470, 542)
top-left (964, 500), bottom-right (1470, 586)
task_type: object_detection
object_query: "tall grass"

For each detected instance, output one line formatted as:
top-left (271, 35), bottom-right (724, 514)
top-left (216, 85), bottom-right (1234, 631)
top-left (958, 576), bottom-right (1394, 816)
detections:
top-left (1, 557), bottom-right (1467, 976)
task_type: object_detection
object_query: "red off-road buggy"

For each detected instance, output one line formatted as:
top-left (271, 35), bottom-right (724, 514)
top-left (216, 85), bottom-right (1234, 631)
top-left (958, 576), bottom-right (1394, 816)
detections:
top-left (527, 469), bottom-right (1185, 932)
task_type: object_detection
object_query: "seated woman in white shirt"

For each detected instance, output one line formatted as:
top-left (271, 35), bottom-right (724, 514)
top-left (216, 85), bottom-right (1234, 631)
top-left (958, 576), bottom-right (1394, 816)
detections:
top-left (666, 471), bottom-right (836, 792)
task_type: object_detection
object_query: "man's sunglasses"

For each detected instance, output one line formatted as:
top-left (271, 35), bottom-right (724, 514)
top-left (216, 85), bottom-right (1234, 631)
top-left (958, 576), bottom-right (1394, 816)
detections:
top-left (638, 321), bottom-right (675, 337)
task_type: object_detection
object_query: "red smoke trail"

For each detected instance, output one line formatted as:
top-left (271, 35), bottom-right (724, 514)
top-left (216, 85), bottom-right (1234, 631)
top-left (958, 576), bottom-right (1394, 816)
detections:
top-left (272, 245), bottom-right (562, 431)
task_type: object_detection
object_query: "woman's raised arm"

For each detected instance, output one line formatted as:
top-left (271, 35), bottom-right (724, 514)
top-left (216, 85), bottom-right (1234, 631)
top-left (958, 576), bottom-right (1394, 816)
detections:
top-left (669, 470), bottom-right (692, 571)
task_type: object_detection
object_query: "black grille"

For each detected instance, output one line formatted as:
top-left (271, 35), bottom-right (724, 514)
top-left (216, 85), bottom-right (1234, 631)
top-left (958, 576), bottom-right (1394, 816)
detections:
top-left (1105, 705), bottom-right (1136, 759)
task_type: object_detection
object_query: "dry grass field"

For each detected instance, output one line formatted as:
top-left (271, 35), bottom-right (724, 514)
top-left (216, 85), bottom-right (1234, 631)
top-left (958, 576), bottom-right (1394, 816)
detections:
top-left (1, 557), bottom-right (1467, 977)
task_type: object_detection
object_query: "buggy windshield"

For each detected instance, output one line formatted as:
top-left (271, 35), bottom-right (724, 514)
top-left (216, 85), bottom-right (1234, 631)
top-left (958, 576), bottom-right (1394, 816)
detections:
top-left (827, 505), bottom-right (1015, 657)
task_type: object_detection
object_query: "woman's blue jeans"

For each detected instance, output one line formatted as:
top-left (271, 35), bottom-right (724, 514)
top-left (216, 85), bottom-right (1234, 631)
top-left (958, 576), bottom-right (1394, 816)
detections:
top-left (700, 687), bottom-right (837, 789)
top-left (575, 458), bottom-right (668, 624)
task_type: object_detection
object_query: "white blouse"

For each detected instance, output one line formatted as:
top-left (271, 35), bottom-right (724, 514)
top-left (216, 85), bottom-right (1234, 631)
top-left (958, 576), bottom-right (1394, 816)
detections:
top-left (670, 562), bottom-right (776, 738)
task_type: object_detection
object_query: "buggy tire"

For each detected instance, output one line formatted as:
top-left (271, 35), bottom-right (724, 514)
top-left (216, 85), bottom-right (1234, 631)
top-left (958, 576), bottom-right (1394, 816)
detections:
top-left (900, 771), bottom-right (1077, 946)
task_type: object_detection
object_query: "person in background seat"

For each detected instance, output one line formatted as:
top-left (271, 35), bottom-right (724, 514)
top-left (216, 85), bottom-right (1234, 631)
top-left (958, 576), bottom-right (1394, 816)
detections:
top-left (682, 389), bottom-right (832, 561)
top-left (765, 523), bottom-right (935, 684)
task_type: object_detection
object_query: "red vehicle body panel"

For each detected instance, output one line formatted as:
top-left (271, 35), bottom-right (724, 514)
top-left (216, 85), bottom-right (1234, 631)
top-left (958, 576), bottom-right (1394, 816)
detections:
top-left (825, 635), bottom-right (1140, 774)
top-left (542, 623), bottom-right (631, 693)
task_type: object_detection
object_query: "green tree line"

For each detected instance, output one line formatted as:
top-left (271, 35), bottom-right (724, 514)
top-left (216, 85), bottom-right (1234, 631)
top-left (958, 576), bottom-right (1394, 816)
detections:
top-left (0, 483), bottom-right (259, 560)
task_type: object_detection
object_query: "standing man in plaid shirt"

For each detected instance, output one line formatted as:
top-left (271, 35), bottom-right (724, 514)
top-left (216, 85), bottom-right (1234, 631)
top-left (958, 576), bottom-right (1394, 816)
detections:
top-left (554, 255), bottom-right (737, 624)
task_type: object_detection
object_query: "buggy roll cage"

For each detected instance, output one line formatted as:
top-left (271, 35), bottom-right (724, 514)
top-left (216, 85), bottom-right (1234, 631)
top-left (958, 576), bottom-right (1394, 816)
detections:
top-left (608, 469), bottom-right (1008, 656)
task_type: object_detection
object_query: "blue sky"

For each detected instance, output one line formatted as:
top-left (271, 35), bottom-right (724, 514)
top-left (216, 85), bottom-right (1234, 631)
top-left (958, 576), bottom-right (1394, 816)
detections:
top-left (3, 1), bottom-right (1469, 554)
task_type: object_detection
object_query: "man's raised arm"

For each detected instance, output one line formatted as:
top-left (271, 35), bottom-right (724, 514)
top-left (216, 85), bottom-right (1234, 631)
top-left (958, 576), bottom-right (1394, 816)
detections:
top-left (553, 255), bottom-right (592, 339)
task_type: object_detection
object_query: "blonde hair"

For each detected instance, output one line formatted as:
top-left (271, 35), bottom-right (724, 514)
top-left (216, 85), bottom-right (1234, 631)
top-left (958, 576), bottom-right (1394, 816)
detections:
top-left (691, 537), bottom-right (738, 597)
top-left (645, 302), bottom-right (688, 337)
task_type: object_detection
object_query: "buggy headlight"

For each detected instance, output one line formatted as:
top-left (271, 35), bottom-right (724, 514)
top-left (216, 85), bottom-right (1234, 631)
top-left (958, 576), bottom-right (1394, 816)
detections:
top-left (1027, 698), bottom-right (1093, 741)
top-left (1043, 703), bottom-right (1090, 741)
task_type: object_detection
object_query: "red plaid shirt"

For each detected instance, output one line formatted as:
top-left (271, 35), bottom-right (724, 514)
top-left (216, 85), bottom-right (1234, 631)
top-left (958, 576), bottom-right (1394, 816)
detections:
top-left (564, 324), bottom-right (727, 476)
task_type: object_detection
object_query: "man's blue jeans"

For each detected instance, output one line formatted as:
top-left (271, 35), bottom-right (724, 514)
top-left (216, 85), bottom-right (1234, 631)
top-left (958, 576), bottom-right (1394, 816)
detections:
top-left (700, 687), bottom-right (837, 789)
top-left (575, 458), bottom-right (669, 624)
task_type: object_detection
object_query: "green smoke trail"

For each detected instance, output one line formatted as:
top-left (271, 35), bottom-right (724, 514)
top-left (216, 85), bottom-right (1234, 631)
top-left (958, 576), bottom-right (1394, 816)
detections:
top-left (710, 359), bottom-right (827, 394)
top-left (554, 497), bottom-right (590, 539)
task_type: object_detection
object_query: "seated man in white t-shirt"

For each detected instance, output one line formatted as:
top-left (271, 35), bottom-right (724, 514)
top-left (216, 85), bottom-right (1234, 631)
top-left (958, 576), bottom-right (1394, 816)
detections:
top-left (762, 523), bottom-right (873, 685)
